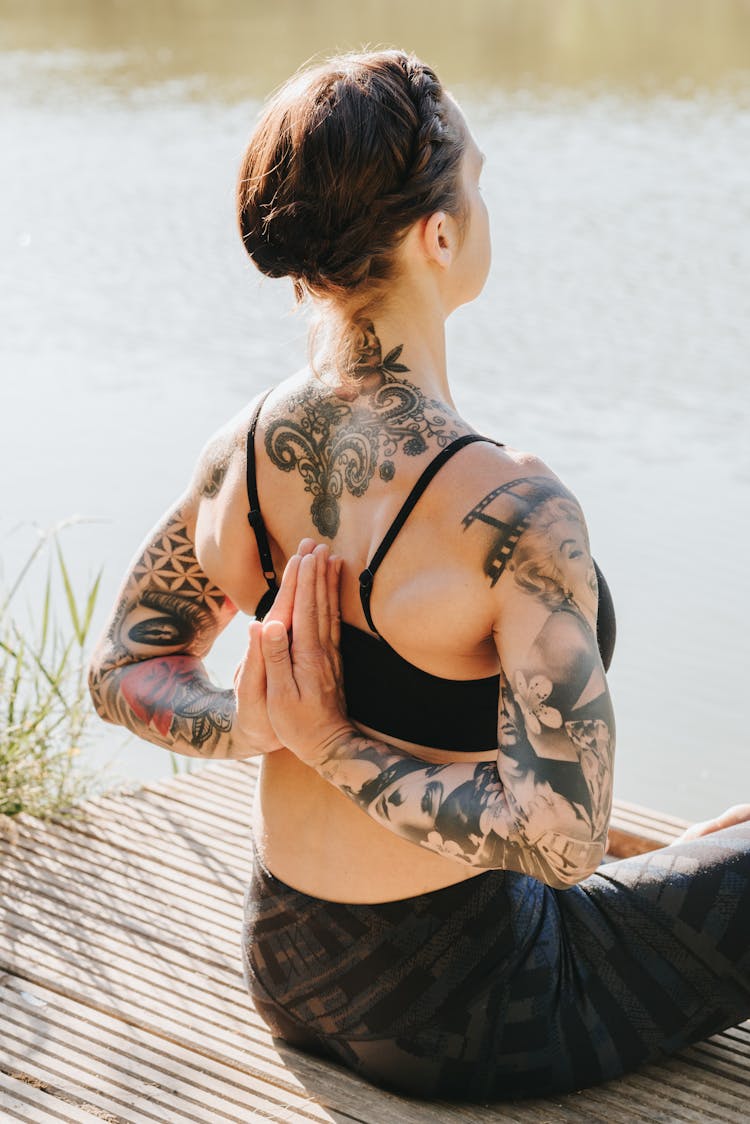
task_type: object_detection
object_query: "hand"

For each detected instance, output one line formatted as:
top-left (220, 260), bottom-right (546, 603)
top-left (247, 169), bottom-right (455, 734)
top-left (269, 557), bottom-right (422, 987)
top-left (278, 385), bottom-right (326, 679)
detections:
top-left (233, 539), bottom-right (317, 755)
top-left (261, 543), bottom-right (354, 767)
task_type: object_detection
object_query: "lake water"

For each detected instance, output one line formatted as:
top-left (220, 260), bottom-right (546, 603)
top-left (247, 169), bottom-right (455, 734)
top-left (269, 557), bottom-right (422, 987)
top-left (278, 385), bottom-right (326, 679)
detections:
top-left (1, 1), bottom-right (748, 821)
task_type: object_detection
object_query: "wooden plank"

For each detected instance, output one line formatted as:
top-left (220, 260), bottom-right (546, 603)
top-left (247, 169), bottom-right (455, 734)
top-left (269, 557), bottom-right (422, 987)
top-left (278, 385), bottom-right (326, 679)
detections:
top-left (199, 760), bottom-right (259, 788)
top-left (0, 975), bottom-right (341, 1123)
top-left (605, 1066), bottom-right (748, 1120)
top-left (0, 996), bottom-right (328, 1123)
top-left (5, 913), bottom-right (748, 1124)
top-left (0, 1070), bottom-right (110, 1124)
top-left (0, 907), bottom-right (251, 1030)
top-left (2, 818), bottom-right (245, 916)
top-left (671, 1042), bottom-right (750, 1088)
top-left (122, 786), bottom-right (253, 839)
top-left (23, 807), bottom-right (251, 892)
top-left (3, 761), bottom-right (748, 1124)
top-left (160, 767), bottom-right (258, 803)
top-left (69, 793), bottom-right (252, 868)
top-left (607, 799), bottom-right (689, 858)
top-left (691, 1035), bottom-right (750, 1071)
top-left (0, 935), bottom-right (557, 1119)
top-left (611, 798), bottom-right (691, 831)
top-left (141, 775), bottom-right (255, 824)
top-left (104, 769), bottom-right (255, 821)
top-left (51, 775), bottom-right (253, 853)
top-left (0, 859), bottom-right (244, 976)
top-left (0, 854), bottom-right (242, 965)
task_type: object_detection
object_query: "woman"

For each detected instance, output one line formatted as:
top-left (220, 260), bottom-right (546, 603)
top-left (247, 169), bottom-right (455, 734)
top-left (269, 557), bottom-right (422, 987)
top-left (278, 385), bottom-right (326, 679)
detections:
top-left (89, 50), bottom-right (750, 1101)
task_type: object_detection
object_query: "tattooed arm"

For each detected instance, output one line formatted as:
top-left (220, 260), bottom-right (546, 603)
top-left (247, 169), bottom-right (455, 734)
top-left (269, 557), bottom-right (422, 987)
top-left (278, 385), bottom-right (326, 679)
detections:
top-left (262, 478), bottom-right (615, 888)
top-left (88, 417), bottom-right (289, 759)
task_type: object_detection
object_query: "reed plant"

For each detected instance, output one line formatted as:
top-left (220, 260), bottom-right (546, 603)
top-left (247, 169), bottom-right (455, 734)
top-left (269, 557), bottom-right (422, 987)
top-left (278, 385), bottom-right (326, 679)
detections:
top-left (0, 524), bottom-right (103, 824)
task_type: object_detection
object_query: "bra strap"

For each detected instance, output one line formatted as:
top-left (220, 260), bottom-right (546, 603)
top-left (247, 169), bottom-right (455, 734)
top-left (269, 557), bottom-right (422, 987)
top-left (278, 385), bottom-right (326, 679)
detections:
top-left (246, 389), bottom-right (279, 619)
top-left (359, 433), bottom-right (501, 634)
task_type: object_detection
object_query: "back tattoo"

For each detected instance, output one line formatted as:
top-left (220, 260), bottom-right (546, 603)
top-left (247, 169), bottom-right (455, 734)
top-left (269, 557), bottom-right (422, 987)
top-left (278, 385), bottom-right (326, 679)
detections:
top-left (264, 322), bottom-right (464, 536)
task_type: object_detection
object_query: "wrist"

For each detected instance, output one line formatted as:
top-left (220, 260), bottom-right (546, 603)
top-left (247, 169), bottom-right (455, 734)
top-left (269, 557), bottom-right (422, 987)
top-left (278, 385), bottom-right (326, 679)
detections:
top-left (310, 723), bottom-right (359, 770)
top-left (229, 702), bottom-right (278, 757)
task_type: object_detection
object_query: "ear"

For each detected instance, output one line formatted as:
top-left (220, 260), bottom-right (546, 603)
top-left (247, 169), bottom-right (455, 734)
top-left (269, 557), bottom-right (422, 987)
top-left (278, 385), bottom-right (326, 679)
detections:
top-left (420, 210), bottom-right (455, 269)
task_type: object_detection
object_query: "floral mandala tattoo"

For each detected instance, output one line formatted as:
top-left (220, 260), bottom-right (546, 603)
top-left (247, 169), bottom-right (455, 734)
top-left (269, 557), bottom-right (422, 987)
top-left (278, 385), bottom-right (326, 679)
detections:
top-left (264, 322), bottom-right (462, 536)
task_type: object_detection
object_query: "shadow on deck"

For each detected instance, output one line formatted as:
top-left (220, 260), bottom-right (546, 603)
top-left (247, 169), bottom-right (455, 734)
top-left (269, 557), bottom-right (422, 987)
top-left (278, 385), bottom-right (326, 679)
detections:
top-left (0, 762), bottom-right (747, 1123)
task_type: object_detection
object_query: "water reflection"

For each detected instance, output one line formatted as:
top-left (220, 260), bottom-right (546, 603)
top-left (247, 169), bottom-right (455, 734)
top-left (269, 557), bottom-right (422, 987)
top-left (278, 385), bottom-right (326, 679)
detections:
top-left (2, 0), bottom-right (750, 99)
top-left (1, 1), bottom-right (749, 819)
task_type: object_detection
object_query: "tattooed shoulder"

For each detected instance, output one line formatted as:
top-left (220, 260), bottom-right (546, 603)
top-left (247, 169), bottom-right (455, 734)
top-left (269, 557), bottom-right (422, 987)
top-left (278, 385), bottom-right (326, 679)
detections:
top-left (462, 472), bottom-right (598, 619)
top-left (194, 432), bottom-right (237, 500)
top-left (188, 406), bottom-right (256, 504)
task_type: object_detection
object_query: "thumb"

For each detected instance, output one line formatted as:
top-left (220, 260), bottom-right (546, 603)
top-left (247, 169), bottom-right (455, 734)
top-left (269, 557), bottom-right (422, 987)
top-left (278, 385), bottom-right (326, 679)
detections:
top-left (262, 620), bottom-right (298, 713)
top-left (235, 621), bottom-right (265, 696)
top-left (261, 619), bottom-right (294, 676)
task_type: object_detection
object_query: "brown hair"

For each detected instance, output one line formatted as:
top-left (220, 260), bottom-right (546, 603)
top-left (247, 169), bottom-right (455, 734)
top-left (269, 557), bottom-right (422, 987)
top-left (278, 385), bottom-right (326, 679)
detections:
top-left (236, 50), bottom-right (466, 377)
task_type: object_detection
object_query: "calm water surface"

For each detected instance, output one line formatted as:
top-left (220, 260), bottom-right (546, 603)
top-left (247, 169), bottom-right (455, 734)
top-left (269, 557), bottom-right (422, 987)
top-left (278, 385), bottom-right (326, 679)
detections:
top-left (1, 1), bottom-right (749, 820)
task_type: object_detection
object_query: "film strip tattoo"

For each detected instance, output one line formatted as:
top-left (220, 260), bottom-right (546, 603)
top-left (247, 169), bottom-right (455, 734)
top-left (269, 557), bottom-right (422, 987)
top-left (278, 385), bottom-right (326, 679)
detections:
top-left (461, 476), bottom-right (575, 586)
top-left (89, 507), bottom-right (237, 757)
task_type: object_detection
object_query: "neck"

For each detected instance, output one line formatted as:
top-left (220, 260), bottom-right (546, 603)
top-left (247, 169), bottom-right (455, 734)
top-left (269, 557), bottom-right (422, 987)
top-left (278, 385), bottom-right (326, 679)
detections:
top-left (322, 280), bottom-right (455, 407)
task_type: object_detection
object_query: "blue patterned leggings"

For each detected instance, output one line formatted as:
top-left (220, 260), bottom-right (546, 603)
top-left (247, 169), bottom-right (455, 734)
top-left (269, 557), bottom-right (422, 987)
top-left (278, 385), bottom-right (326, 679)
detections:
top-left (241, 825), bottom-right (750, 1101)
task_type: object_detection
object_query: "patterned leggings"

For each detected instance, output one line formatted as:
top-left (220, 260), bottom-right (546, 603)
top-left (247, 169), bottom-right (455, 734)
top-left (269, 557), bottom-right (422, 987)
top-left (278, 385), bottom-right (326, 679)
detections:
top-left (241, 825), bottom-right (750, 1101)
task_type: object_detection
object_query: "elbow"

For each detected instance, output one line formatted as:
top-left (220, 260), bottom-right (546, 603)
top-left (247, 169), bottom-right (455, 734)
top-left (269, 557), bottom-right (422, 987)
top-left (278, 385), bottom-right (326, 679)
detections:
top-left (475, 826), bottom-right (606, 886)
top-left (543, 861), bottom-right (601, 890)
top-left (87, 654), bottom-right (113, 725)
top-left (533, 833), bottom-right (607, 890)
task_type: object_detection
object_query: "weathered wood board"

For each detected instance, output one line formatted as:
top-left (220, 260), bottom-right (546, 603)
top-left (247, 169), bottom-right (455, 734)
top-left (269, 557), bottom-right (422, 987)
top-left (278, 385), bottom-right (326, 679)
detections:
top-left (0, 762), bottom-right (747, 1123)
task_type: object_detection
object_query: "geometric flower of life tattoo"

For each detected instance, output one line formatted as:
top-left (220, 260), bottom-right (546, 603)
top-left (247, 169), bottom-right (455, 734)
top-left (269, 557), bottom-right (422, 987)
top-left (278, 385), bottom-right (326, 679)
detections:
top-left (131, 523), bottom-right (226, 617)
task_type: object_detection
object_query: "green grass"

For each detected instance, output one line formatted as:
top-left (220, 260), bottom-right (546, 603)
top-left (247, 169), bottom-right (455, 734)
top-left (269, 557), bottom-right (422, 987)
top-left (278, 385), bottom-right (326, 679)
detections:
top-left (0, 523), bottom-right (103, 822)
top-left (169, 750), bottom-right (194, 776)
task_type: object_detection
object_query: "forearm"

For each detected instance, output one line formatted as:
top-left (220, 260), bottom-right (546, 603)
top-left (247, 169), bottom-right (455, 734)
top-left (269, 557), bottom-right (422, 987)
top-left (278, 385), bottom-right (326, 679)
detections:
top-left (314, 729), bottom-right (591, 887)
top-left (314, 671), bottom-right (614, 888)
top-left (89, 653), bottom-right (259, 759)
top-left (495, 643), bottom-right (616, 885)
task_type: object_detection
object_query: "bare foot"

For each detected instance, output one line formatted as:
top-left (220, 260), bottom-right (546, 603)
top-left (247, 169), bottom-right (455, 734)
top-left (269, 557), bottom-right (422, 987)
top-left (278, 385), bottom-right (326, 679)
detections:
top-left (676, 803), bottom-right (750, 843)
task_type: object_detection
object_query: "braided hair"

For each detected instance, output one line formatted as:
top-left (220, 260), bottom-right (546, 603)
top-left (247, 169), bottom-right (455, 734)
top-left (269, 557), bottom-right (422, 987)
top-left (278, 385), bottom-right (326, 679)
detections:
top-left (236, 50), bottom-right (467, 378)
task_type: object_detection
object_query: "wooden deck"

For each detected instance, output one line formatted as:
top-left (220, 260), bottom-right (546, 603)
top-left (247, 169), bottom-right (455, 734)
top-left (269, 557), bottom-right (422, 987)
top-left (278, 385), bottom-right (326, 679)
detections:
top-left (0, 761), bottom-right (747, 1123)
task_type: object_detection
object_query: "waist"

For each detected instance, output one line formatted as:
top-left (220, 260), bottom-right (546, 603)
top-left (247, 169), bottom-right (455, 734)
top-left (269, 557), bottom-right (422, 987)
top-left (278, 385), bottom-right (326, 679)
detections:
top-left (254, 747), bottom-right (490, 904)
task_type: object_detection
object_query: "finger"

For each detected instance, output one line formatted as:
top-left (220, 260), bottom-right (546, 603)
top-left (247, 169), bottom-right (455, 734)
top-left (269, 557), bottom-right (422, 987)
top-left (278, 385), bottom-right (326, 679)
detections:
top-left (234, 621), bottom-right (266, 697)
top-left (292, 553), bottom-right (320, 655)
top-left (313, 543), bottom-right (330, 645)
top-left (328, 556), bottom-right (342, 649)
top-left (261, 619), bottom-right (298, 703)
top-left (245, 620), bottom-right (266, 693)
top-left (297, 538), bottom-right (316, 557)
top-left (265, 553), bottom-right (301, 631)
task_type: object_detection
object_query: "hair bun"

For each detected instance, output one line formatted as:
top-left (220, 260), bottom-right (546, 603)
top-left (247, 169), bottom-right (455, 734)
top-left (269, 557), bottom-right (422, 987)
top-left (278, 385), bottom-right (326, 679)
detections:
top-left (241, 198), bottom-right (326, 282)
top-left (236, 50), bottom-right (465, 300)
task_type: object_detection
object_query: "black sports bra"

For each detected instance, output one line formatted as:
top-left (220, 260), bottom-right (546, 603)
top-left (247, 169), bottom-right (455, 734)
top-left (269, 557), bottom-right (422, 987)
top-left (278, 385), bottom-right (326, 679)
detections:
top-left (245, 392), bottom-right (616, 752)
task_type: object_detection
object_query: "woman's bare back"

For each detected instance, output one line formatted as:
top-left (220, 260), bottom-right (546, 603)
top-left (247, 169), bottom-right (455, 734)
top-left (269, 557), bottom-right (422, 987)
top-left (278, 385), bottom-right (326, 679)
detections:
top-left (193, 361), bottom-right (558, 901)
